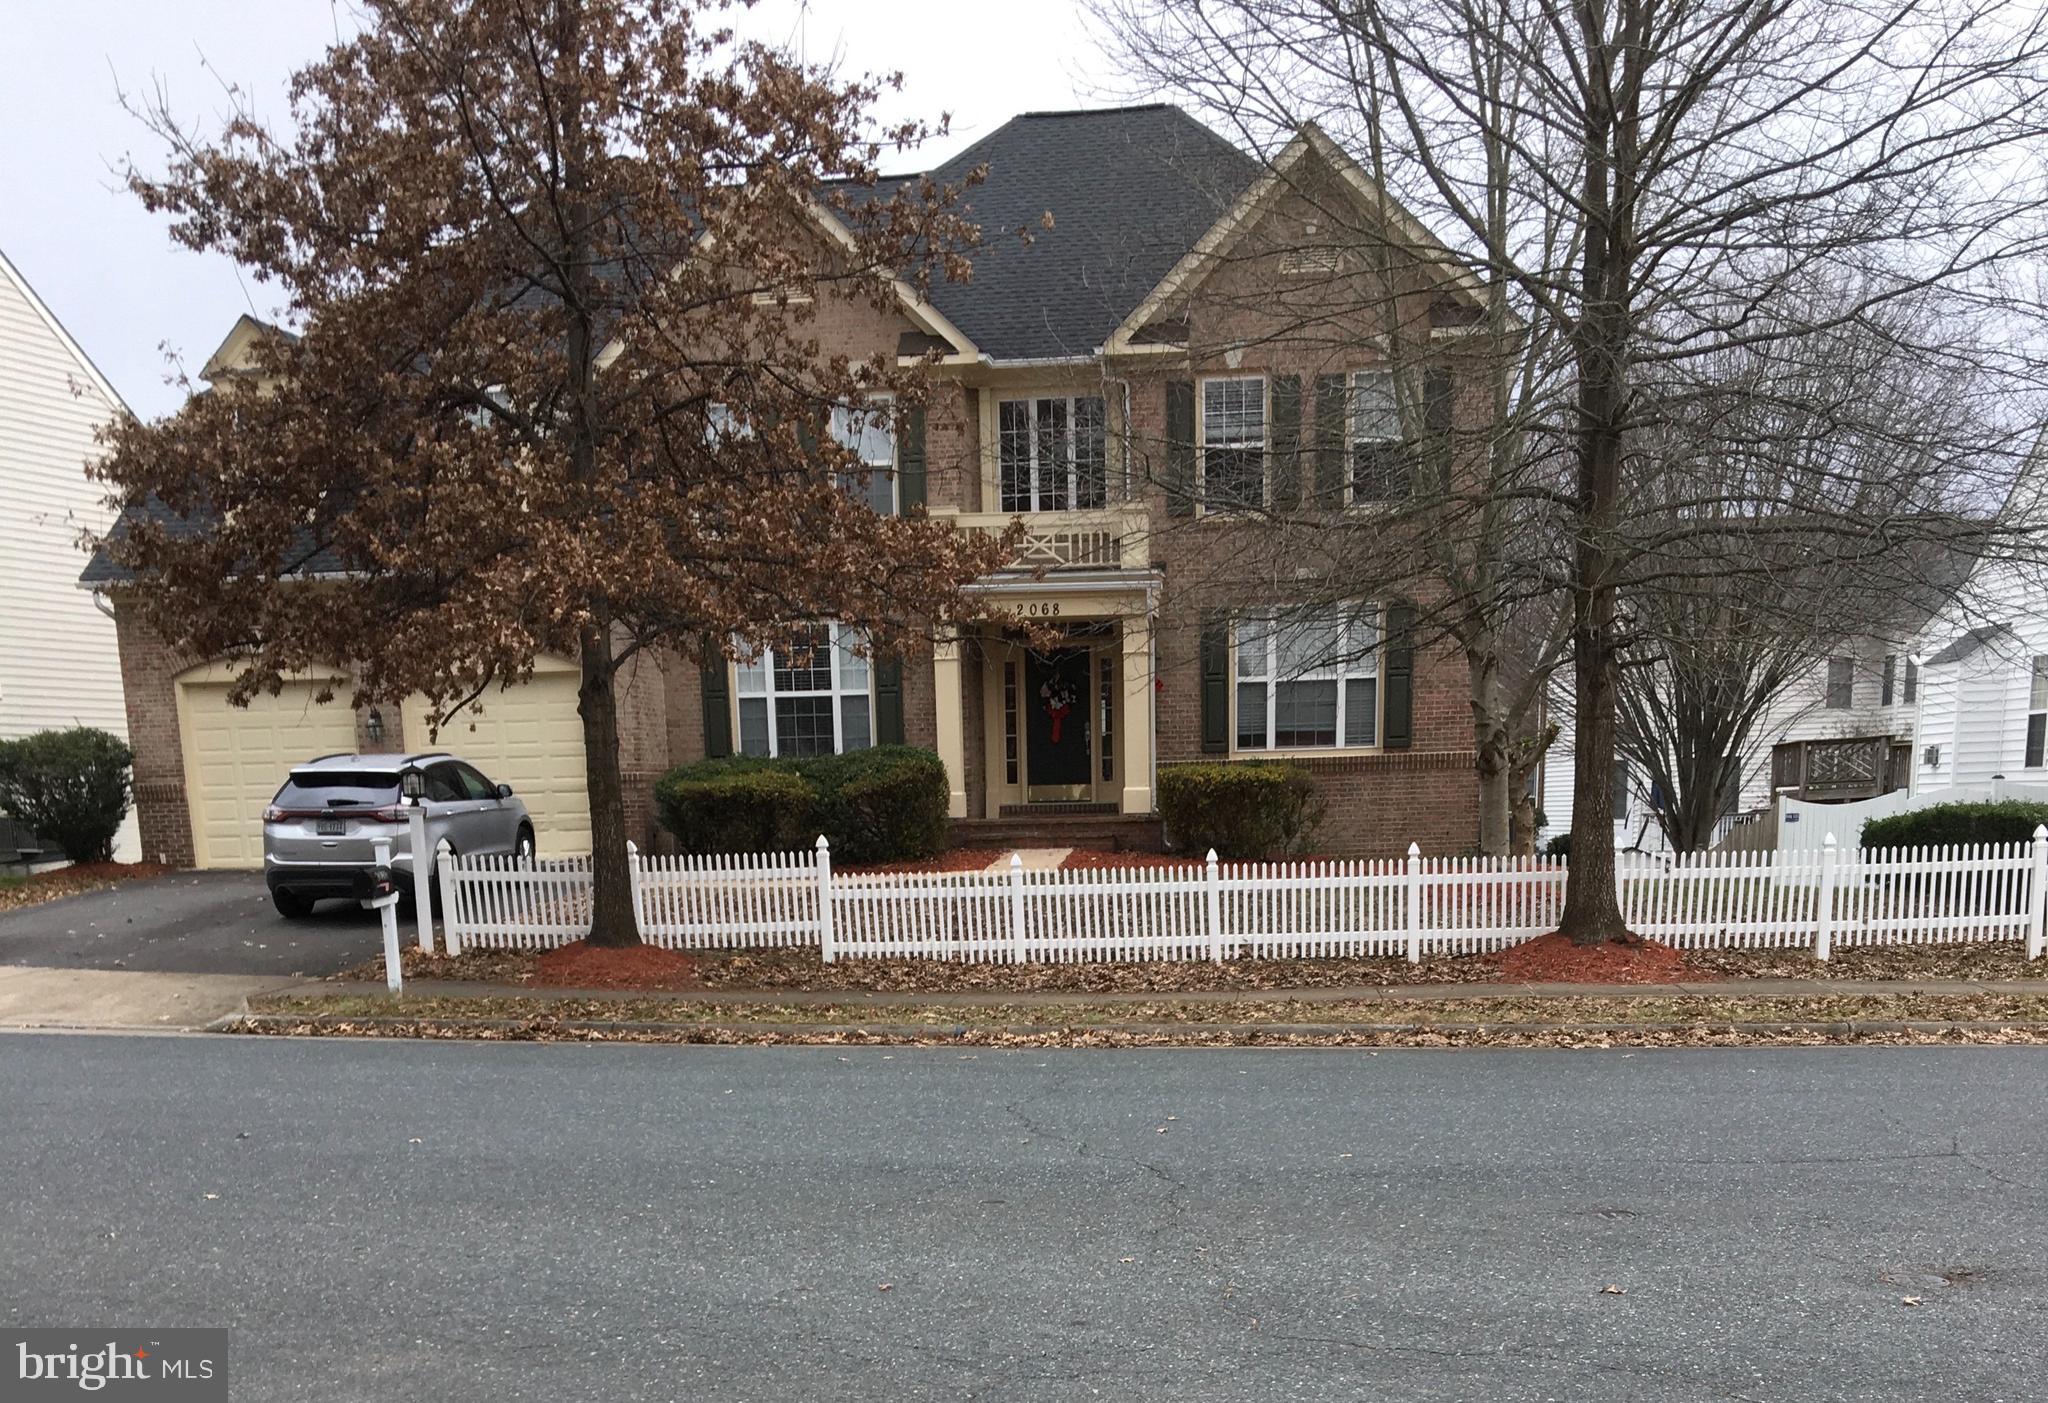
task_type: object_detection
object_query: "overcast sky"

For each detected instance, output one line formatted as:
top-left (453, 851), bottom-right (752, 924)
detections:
top-left (0, 1), bottom-right (1116, 419)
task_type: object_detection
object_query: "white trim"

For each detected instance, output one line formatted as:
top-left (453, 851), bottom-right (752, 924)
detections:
top-left (732, 622), bottom-right (876, 758)
top-left (1198, 373), bottom-right (1269, 513)
top-left (1229, 603), bottom-right (1384, 754)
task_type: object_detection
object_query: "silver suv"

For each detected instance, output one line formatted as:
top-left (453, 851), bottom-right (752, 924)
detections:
top-left (262, 752), bottom-right (535, 918)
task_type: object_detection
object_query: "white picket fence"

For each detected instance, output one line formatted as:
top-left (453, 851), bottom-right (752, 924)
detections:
top-left (437, 829), bottom-right (2048, 965)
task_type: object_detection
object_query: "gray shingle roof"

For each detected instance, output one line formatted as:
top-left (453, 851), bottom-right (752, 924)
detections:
top-left (911, 106), bottom-right (1258, 360)
top-left (80, 494), bottom-right (344, 586)
top-left (1924, 621), bottom-right (2013, 667)
top-left (84, 106), bottom-right (1259, 586)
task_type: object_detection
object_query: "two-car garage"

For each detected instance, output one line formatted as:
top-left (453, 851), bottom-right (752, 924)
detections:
top-left (172, 657), bottom-right (592, 868)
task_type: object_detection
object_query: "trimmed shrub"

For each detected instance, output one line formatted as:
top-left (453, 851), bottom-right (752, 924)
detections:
top-left (1861, 801), bottom-right (2048, 852)
top-left (800, 745), bottom-right (949, 866)
top-left (1157, 761), bottom-right (1325, 860)
top-left (653, 745), bottom-right (948, 864)
top-left (0, 727), bottom-right (134, 864)
top-left (653, 760), bottom-right (814, 855)
top-left (1544, 831), bottom-right (1571, 858)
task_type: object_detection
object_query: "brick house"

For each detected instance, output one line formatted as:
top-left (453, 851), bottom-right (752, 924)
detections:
top-left (87, 105), bottom-right (1484, 867)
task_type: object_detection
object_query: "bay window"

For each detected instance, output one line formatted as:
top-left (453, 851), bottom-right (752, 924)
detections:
top-left (1201, 376), bottom-right (1266, 509)
top-left (736, 622), bottom-right (873, 758)
top-left (1234, 604), bottom-right (1381, 750)
top-left (999, 395), bottom-right (1107, 511)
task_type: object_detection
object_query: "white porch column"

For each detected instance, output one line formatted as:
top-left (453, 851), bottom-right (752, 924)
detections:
top-left (932, 632), bottom-right (969, 819)
top-left (1119, 610), bottom-right (1154, 814)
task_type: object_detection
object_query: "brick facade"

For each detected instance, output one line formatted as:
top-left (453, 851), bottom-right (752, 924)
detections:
top-left (109, 115), bottom-right (1483, 866)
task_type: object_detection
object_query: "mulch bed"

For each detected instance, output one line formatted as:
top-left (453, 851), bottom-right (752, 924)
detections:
top-left (843, 848), bottom-right (1009, 875)
top-left (0, 862), bottom-right (175, 914)
top-left (534, 939), bottom-right (697, 991)
top-left (1059, 849), bottom-right (1199, 870)
top-left (1491, 932), bottom-right (1694, 985)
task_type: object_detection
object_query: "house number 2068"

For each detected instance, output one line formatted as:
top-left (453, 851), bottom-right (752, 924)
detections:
top-left (1024, 602), bottom-right (1063, 617)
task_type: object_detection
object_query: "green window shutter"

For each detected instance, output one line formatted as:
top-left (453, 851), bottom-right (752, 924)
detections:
top-left (875, 656), bottom-right (905, 745)
top-left (1382, 601), bottom-right (1415, 751)
top-left (700, 643), bottom-right (732, 759)
top-left (1199, 609), bottom-right (1230, 754)
top-left (1423, 366), bottom-right (1453, 434)
top-left (897, 404), bottom-right (926, 514)
top-left (1270, 375), bottom-right (1302, 510)
top-left (1313, 373), bottom-right (1348, 506)
top-left (1165, 380), bottom-right (1196, 516)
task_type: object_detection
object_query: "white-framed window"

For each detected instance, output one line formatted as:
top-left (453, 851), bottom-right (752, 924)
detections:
top-left (1349, 370), bottom-right (1408, 502)
top-left (1824, 656), bottom-right (1854, 709)
top-left (998, 395), bottom-right (1107, 512)
top-left (2027, 656), bottom-right (2048, 768)
top-left (831, 401), bottom-right (896, 514)
top-left (1201, 376), bottom-right (1266, 510)
top-left (1233, 604), bottom-right (1381, 751)
top-left (735, 622), bottom-right (874, 758)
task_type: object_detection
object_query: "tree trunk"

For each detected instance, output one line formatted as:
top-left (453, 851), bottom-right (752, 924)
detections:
top-left (577, 622), bottom-right (640, 948)
top-left (1558, 633), bottom-right (1633, 942)
top-left (1470, 650), bottom-right (1512, 855)
top-left (1554, 1), bottom-right (1637, 947)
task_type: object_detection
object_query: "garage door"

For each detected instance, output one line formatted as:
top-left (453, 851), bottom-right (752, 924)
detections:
top-left (402, 661), bottom-right (590, 856)
top-left (178, 671), bottom-right (357, 869)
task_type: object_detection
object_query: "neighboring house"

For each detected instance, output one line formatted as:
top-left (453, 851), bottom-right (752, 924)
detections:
top-left (1910, 554), bottom-right (2048, 794)
top-left (0, 247), bottom-right (138, 865)
top-left (85, 105), bottom-right (1492, 869)
top-left (1541, 597), bottom-right (1959, 852)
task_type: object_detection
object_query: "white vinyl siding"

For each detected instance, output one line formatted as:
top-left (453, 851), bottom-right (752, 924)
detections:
top-left (0, 254), bottom-right (136, 859)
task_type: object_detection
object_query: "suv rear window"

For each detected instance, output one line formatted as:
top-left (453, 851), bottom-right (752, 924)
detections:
top-left (275, 771), bottom-right (400, 808)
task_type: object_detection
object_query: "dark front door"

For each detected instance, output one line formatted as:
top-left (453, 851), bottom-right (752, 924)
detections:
top-left (1025, 648), bottom-right (1092, 789)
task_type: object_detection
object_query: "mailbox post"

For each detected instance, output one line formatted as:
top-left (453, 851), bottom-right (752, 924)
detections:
top-left (362, 837), bottom-right (406, 994)
top-left (400, 766), bottom-right (436, 956)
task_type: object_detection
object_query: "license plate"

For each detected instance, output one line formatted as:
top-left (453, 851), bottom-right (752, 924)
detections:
top-left (316, 817), bottom-right (346, 836)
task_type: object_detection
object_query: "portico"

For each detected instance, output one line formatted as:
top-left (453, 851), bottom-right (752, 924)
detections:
top-left (931, 572), bottom-right (1158, 821)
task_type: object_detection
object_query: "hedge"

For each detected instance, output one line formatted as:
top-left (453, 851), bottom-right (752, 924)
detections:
top-left (1861, 801), bottom-right (2048, 852)
top-left (654, 745), bottom-right (948, 865)
top-left (0, 726), bottom-right (134, 865)
top-left (1157, 761), bottom-right (1324, 860)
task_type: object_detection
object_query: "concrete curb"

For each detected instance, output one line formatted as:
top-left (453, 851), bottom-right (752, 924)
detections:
top-left (218, 1011), bottom-right (2048, 1044)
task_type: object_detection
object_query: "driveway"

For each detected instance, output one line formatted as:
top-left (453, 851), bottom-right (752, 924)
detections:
top-left (0, 869), bottom-right (385, 976)
top-left (0, 872), bottom-right (388, 1029)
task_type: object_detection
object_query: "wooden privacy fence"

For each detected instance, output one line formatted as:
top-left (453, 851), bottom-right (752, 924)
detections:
top-left (437, 830), bottom-right (2048, 963)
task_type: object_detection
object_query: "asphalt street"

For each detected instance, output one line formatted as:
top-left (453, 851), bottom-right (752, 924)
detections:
top-left (0, 872), bottom-right (383, 976)
top-left (1, 1036), bottom-right (2044, 1401)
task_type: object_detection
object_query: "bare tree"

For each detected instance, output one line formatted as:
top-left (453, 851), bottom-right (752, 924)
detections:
top-left (1098, 0), bottom-right (2048, 942)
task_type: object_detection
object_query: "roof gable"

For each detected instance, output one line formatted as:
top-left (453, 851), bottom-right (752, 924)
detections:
top-left (1104, 124), bottom-right (1485, 356)
top-left (899, 106), bottom-right (1259, 362)
top-left (0, 247), bottom-right (128, 414)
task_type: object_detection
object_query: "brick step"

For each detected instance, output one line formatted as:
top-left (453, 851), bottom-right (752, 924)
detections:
top-left (950, 813), bottom-right (1166, 854)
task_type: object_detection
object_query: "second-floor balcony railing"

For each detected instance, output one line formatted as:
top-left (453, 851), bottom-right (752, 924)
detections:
top-left (932, 504), bottom-right (1149, 572)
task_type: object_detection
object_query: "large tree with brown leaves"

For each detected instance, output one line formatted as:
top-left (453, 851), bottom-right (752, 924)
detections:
top-left (98, 0), bottom-right (1008, 945)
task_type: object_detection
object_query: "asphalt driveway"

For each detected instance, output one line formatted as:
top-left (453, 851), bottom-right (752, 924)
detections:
top-left (0, 870), bottom-right (385, 977)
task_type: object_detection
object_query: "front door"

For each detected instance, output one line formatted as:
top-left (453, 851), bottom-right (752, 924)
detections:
top-left (1025, 648), bottom-right (1092, 794)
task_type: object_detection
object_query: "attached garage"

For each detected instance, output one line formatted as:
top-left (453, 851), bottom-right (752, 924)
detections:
top-left (176, 663), bottom-right (357, 869)
top-left (402, 658), bottom-right (591, 856)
